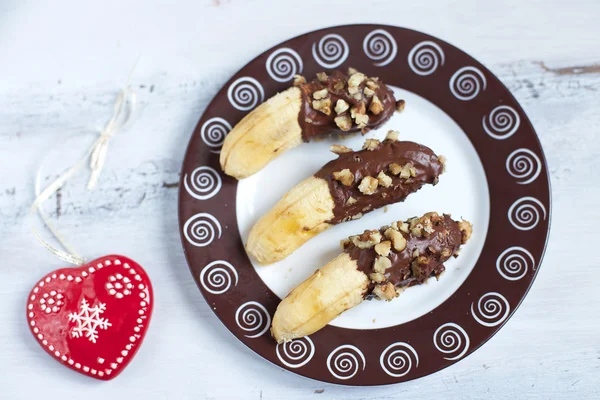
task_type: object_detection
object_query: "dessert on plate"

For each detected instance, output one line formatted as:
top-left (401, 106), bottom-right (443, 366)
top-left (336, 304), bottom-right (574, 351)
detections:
top-left (220, 69), bottom-right (404, 179)
top-left (271, 212), bottom-right (473, 343)
top-left (246, 133), bottom-right (445, 264)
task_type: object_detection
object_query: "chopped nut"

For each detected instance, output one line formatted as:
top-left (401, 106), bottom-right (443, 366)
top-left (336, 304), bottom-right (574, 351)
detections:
top-left (333, 81), bottom-right (345, 91)
top-left (347, 67), bottom-right (359, 75)
top-left (351, 230), bottom-right (382, 248)
top-left (363, 87), bottom-right (375, 97)
top-left (354, 113), bottom-right (369, 128)
top-left (369, 272), bottom-right (386, 283)
top-left (438, 155), bottom-right (447, 172)
top-left (417, 255), bottom-right (429, 265)
top-left (386, 130), bottom-right (400, 141)
top-left (334, 115), bottom-right (352, 131)
top-left (441, 248), bottom-right (453, 259)
top-left (340, 238), bottom-right (351, 249)
top-left (353, 93), bottom-right (363, 101)
top-left (373, 282), bottom-right (396, 301)
top-left (410, 224), bottom-right (423, 237)
top-left (369, 95), bottom-right (384, 115)
top-left (334, 99), bottom-right (350, 114)
top-left (409, 166), bottom-right (417, 177)
top-left (385, 228), bottom-right (407, 252)
top-left (366, 80), bottom-right (379, 90)
top-left (399, 222), bottom-right (409, 233)
top-left (316, 72), bottom-right (328, 82)
top-left (348, 86), bottom-right (361, 95)
top-left (350, 103), bottom-right (366, 119)
top-left (377, 171), bottom-right (392, 187)
top-left (330, 144), bottom-right (352, 154)
top-left (362, 138), bottom-right (381, 151)
top-left (373, 256), bottom-right (392, 273)
top-left (333, 169), bottom-right (354, 186)
top-left (293, 75), bottom-right (306, 86)
top-left (391, 221), bottom-right (399, 230)
top-left (358, 176), bottom-right (378, 195)
top-left (389, 163), bottom-right (402, 175)
top-left (351, 213), bottom-right (363, 220)
top-left (374, 241), bottom-right (392, 257)
top-left (458, 219), bottom-right (473, 244)
top-left (313, 88), bottom-right (329, 100)
top-left (346, 196), bottom-right (357, 205)
top-left (400, 163), bottom-right (414, 179)
top-left (396, 99), bottom-right (406, 112)
top-left (312, 98), bottom-right (331, 115)
top-left (348, 72), bottom-right (366, 87)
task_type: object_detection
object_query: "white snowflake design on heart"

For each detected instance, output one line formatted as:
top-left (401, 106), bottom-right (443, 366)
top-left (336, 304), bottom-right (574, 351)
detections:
top-left (68, 299), bottom-right (112, 343)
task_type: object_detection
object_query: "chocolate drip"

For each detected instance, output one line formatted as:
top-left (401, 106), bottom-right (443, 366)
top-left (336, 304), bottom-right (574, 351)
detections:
top-left (297, 71), bottom-right (396, 141)
top-left (315, 140), bottom-right (443, 224)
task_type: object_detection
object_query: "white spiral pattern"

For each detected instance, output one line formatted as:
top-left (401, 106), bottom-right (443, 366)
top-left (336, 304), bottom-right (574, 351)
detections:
top-left (379, 342), bottom-right (419, 378)
top-left (496, 246), bottom-right (535, 281)
top-left (235, 301), bottom-right (271, 339)
top-left (266, 47), bottom-right (303, 82)
top-left (276, 337), bottom-right (315, 368)
top-left (183, 213), bottom-right (222, 247)
top-left (508, 196), bottom-right (547, 231)
top-left (506, 148), bottom-right (542, 185)
top-left (363, 29), bottom-right (397, 67)
top-left (433, 323), bottom-right (470, 361)
top-left (312, 33), bottom-right (349, 69)
top-left (200, 117), bottom-right (231, 153)
top-left (408, 41), bottom-right (445, 76)
top-left (227, 77), bottom-right (265, 111)
top-left (184, 166), bottom-right (222, 200)
top-left (471, 292), bottom-right (510, 327)
top-left (483, 105), bottom-right (521, 140)
top-left (199, 260), bottom-right (238, 295)
top-left (449, 66), bottom-right (487, 101)
top-left (326, 345), bottom-right (366, 380)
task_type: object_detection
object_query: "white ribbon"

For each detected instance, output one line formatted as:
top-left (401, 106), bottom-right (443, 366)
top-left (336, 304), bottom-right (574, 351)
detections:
top-left (30, 87), bottom-right (136, 266)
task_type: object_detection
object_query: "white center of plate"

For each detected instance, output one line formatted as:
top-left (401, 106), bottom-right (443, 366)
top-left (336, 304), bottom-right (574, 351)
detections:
top-left (236, 87), bottom-right (490, 330)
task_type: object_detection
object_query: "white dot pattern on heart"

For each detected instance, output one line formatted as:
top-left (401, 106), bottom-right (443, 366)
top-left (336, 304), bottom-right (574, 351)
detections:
top-left (27, 256), bottom-right (152, 379)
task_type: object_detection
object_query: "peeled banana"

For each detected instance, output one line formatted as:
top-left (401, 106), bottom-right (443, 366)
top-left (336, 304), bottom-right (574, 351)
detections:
top-left (271, 212), bottom-right (472, 343)
top-left (246, 136), bottom-right (445, 264)
top-left (220, 70), bottom-right (399, 179)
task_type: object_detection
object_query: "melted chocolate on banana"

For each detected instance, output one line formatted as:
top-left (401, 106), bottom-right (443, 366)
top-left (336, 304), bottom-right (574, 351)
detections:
top-left (296, 70), bottom-right (398, 141)
top-left (315, 139), bottom-right (444, 224)
top-left (342, 213), bottom-right (470, 300)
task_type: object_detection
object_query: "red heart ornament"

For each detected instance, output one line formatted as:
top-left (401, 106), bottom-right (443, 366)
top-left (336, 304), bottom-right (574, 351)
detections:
top-left (26, 255), bottom-right (153, 380)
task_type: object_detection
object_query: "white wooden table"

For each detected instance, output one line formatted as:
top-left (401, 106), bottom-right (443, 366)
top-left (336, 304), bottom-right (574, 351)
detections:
top-left (1, 1), bottom-right (599, 398)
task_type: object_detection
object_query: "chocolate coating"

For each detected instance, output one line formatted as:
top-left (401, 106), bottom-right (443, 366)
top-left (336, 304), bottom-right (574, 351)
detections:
top-left (344, 214), bottom-right (463, 298)
top-left (315, 140), bottom-right (443, 224)
top-left (298, 71), bottom-right (396, 141)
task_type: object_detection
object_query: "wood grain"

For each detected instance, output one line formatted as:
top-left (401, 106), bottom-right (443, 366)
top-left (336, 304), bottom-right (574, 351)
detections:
top-left (1, 0), bottom-right (599, 399)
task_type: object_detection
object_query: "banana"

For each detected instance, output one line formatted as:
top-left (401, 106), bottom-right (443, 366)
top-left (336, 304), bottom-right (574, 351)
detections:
top-left (246, 137), bottom-right (445, 264)
top-left (271, 253), bottom-right (368, 343)
top-left (220, 70), bottom-right (400, 179)
top-left (220, 87), bottom-right (304, 180)
top-left (271, 213), bottom-right (472, 343)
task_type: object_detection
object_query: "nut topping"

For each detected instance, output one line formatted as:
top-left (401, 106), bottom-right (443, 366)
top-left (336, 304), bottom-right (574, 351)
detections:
top-left (354, 113), bottom-right (369, 128)
top-left (396, 99), bottom-right (406, 113)
top-left (358, 176), bottom-right (378, 195)
top-left (334, 115), bottom-right (352, 131)
top-left (363, 87), bottom-right (375, 97)
top-left (377, 171), bottom-right (392, 188)
top-left (362, 138), bottom-right (381, 151)
top-left (374, 241), bottom-right (392, 257)
top-left (373, 282), bottom-right (396, 301)
top-left (312, 98), bottom-right (331, 115)
top-left (458, 219), bottom-right (473, 244)
top-left (330, 144), bottom-right (352, 154)
top-left (351, 230), bottom-right (382, 249)
top-left (373, 256), bottom-right (392, 273)
top-left (384, 228), bottom-right (407, 252)
top-left (385, 130), bottom-right (400, 141)
top-left (369, 95), bottom-right (384, 115)
top-left (312, 88), bottom-right (329, 100)
top-left (346, 196), bottom-right (357, 205)
top-left (334, 99), bottom-right (350, 114)
top-left (369, 272), bottom-right (385, 283)
top-left (293, 74), bottom-right (306, 86)
top-left (316, 72), bottom-right (328, 82)
top-left (348, 72), bottom-right (366, 88)
top-left (333, 169), bottom-right (354, 186)
top-left (388, 163), bottom-right (402, 175)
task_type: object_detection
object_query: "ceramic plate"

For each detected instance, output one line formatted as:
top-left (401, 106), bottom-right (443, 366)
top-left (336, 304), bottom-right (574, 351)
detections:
top-left (178, 25), bottom-right (551, 385)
